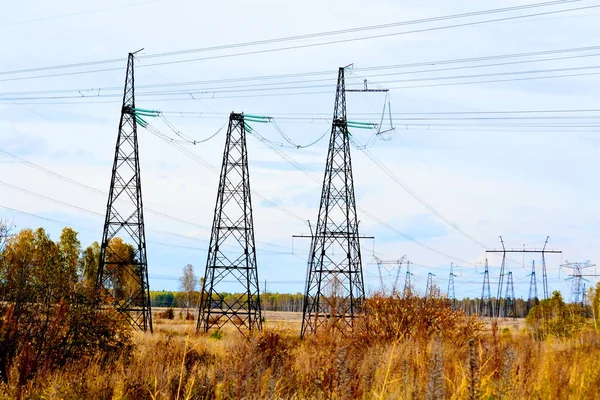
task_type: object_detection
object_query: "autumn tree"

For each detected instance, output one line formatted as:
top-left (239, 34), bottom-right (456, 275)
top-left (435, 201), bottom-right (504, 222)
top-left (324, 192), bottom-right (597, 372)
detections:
top-left (102, 237), bottom-right (139, 303)
top-left (0, 227), bottom-right (130, 383)
top-left (180, 264), bottom-right (198, 314)
top-left (587, 282), bottom-right (600, 330)
top-left (79, 241), bottom-right (100, 287)
top-left (0, 219), bottom-right (10, 254)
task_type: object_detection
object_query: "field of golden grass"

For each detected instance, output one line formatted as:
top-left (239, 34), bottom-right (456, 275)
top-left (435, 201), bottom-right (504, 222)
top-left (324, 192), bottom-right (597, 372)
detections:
top-left (2, 306), bottom-right (600, 400)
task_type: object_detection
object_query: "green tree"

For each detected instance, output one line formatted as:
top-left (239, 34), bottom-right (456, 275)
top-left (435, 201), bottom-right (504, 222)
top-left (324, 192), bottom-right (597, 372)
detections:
top-left (150, 290), bottom-right (175, 307)
top-left (526, 290), bottom-right (586, 339)
top-left (588, 282), bottom-right (600, 330)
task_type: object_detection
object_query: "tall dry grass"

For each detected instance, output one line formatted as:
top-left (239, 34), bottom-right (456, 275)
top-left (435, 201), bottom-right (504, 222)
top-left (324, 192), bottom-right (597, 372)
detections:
top-left (2, 295), bottom-right (600, 399)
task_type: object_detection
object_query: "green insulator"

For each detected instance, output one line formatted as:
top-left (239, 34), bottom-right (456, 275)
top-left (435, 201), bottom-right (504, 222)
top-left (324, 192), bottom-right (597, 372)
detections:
top-left (132, 107), bottom-right (160, 114)
top-left (347, 120), bottom-right (375, 126)
top-left (243, 117), bottom-right (270, 123)
top-left (243, 114), bottom-right (270, 120)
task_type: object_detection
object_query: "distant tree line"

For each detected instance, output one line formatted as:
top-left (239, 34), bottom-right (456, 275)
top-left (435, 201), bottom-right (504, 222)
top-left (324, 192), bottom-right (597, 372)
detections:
top-left (151, 290), bottom-right (304, 312)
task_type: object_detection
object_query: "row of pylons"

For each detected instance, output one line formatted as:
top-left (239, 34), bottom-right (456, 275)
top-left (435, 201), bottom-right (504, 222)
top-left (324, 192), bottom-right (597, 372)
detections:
top-left (95, 53), bottom-right (367, 335)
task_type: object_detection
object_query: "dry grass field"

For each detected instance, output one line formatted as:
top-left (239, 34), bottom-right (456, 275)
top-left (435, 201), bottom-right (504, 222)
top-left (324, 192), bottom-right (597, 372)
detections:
top-left (3, 295), bottom-right (600, 400)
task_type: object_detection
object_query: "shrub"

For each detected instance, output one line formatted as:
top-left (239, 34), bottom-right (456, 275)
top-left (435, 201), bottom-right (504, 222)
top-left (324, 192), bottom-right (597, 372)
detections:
top-left (354, 293), bottom-right (484, 347)
top-left (210, 329), bottom-right (223, 340)
top-left (157, 307), bottom-right (175, 320)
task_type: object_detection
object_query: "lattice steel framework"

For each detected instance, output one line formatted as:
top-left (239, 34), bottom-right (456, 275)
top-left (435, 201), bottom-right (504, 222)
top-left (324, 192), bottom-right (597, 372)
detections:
top-left (373, 256), bottom-right (405, 295)
top-left (448, 263), bottom-right (457, 308)
top-left (480, 259), bottom-right (493, 317)
top-left (197, 112), bottom-right (262, 334)
top-left (487, 236), bottom-right (560, 318)
top-left (404, 261), bottom-right (413, 298)
top-left (301, 67), bottom-right (365, 337)
top-left (504, 271), bottom-right (516, 319)
top-left (562, 261), bottom-right (595, 305)
top-left (426, 272), bottom-right (435, 298)
top-left (494, 238), bottom-right (507, 318)
top-left (96, 53), bottom-right (152, 332)
top-left (527, 260), bottom-right (538, 313)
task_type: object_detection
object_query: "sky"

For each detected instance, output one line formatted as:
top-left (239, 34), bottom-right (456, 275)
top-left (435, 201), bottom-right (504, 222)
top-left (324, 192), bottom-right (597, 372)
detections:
top-left (1, 0), bottom-right (600, 301)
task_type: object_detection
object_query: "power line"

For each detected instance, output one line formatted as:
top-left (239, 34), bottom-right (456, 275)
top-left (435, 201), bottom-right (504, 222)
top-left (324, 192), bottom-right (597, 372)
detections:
top-left (0, 149), bottom-right (290, 250)
top-left (0, 1), bottom-right (593, 81)
top-left (0, 205), bottom-right (209, 252)
top-left (356, 144), bottom-right (488, 250)
top-left (1, 100), bottom-right (308, 237)
top-left (246, 126), bottom-right (478, 265)
top-left (0, 199), bottom-right (290, 255)
top-left (6, 52), bottom-right (600, 99)
top-left (71, 3), bottom-right (600, 73)
top-left (0, 148), bottom-right (207, 230)
top-left (139, 0), bottom-right (582, 60)
top-left (139, 121), bottom-right (309, 223)
top-left (161, 108), bottom-right (600, 116)
top-left (5, 67), bottom-right (600, 104)
top-left (165, 114), bottom-right (600, 121)
top-left (6, 44), bottom-right (600, 97)
top-left (0, 179), bottom-right (239, 250)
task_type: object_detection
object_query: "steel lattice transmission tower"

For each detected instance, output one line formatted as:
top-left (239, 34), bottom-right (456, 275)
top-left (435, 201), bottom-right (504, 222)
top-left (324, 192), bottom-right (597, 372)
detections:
top-left (373, 256), bottom-right (405, 295)
top-left (96, 52), bottom-right (152, 332)
top-left (487, 236), bottom-right (560, 317)
top-left (494, 238), bottom-right (507, 318)
top-left (527, 260), bottom-right (538, 313)
top-left (480, 259), bottom-right (493, 317)
top-left (562, 261), bottom-right (595, 305)
top-left (197, 112), bottom-right (262, 334)
top-left (447, 262), bottom-right (457, 308)
top-left (301, 67), bottom-right (366, 337)
top-left (426, 272), bottom-right (435, 298)
top-left (504, 271), bottom-right (516, 319)
top-left (403, 261), bottom-right (413, 298)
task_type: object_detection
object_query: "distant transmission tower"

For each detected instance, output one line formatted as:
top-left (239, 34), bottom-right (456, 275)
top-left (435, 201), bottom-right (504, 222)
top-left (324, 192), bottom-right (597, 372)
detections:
top-left (96, 51), bottom-right (152, 332)
top-left (426, 272), bottom-right (435, 298)
top-left (479, 259), bottom-right (492, 317)
top-left (562, 261), bottom-right (595, 305)
top-left (403, 261), bottom-right (413, 298)
top-left (373, 256), bottom-right (405, 295)
top-left (487, 236), bottom-right (560, 317)
top-left (391, 258), bottom-right (404, 295)
top-left (504, 271), bottom-right (515, 319)
top-left (197, 112), bottom-right (262, 334)
top-left (541, 237), bottom-right (550, 300)
top-left (493, 238), bottom-right (507, 318)
top-left (527, 260), bottom-right (538, 313)
top-left (374, 256), bottom-right (386, 293)
top-left (301, 66), bottom-right (379, 337)
top-left (447, 262), bottom-right (457, 308)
